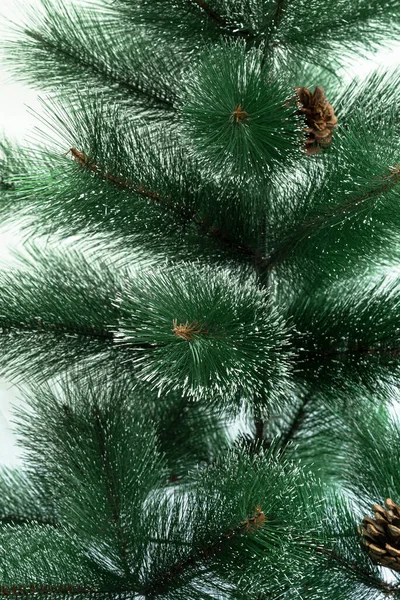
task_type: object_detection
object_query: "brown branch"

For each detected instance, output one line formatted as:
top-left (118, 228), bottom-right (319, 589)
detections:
top-left (172, 319), bottom-right (208, 341)
top-left (25, 30), bottom-right (175, 110)
top-left (92, 407), bottom-right (131, 580)
top-left (280, 394), bottom-right (311, 450)
top-left (311, 545), bottom-right (399, 595)
top-left (68, 148), bottom-right (263, 266)
top-left (69, 148), bottom-right (164, 204)
top-left (69, 147), bottom-right (195, 224)
top-left (231, 105), bottom-right (249, 124)
top-left (0, 317), bottom-right (113, 343)
top-left (0, 513), bottom-right (57, 527)
top-left (0, 584), bottom-right (111, 597)
top-left (143, 505), bottom-right (266, 597)
top-left (263, 171), bottom-right (400, 272)
top-left (303, 343), bottom-right (400, 361)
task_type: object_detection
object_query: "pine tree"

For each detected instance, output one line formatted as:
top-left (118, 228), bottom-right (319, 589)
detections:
top-left (1, 0), bottom-right (400, 597)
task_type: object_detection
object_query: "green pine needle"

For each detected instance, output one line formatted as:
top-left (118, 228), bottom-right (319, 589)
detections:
top-left (180, 41), bottom-right (303, 177)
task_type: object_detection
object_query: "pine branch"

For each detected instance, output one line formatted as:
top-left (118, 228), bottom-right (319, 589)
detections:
top-left (191, 0), bottom-right (227, 26)
top-left (68, 147), bottom-right (188, 215)
top-left (280, 394), bottom-right (311, 449)
top-left (68, 148), bottom-right (264, 266)
top-left (24, 29), bottom-right (174, 110)
top-left (264, 166), bottom-right (400, 271)
top-left (286, 275), bottom-right (400, 397)
top-left (271, 0), bottom-right (400, 62)
top-left (92, 406), bottom-right (131, 581)
top-left (0, 514), bottom-right (57, 527)
top-left (190, 0), bottom-right (255, 37)
top-left (291, 2), bottom-right (399, 43)
top-left (142, 506), bottom-right (266, 597)
top-left (312, 546), bottom-right (400, 596)
top-left (0, 251), bottom-right (290, 402)
top-left (0, 584), bottom-right (126, 598)
top-left (0, 317), bottom-right (113, 343)
top-left (307, 343), bottom-right (400, 360)
top-left (273, 0), bottom-right (286, 27)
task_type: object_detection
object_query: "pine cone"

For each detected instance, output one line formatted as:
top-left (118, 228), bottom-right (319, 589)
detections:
top-left (295, 86), bottom-right (338, 156)
top-left (359, 498), bottom-right (400, 571)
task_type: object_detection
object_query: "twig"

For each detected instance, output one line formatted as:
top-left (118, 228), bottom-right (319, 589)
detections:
top-left (0, 513), bottom-right (57, 527)
top-left (26, 30), bottom-right (175, 110)
top-left (311, 545), bottom-right (400, 596)
top-left (142, 505), bottom-right (265, 597)
top-left (92, 407), bottom-right (131, 580)
top-left (301, 343), bottom-right (400, 361)
top-left (280, 394), bottom-right (311, 450)
top-left (254, 418), bottom-right (266, 443)
top-left (263, 172), bottom-right (399, 272)
top-left (191, 0), bottom-right (254, 37)
top-left (0, 317), bottom-right (113, 342)
top-left (0, 584), bottom-right (110, 597)
top-left (273, 0), bottom-right (286, 27)
top-left (68, 148), bottom-right (264, 267)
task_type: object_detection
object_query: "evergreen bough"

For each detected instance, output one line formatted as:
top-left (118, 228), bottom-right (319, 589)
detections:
top-left (1, 0), bottom-right (400, 597)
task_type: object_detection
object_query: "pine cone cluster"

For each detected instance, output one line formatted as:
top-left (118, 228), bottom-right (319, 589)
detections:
top-left (296, 86), bottom-right (338, 155)
top-left (359, 498), bottom-right (400, 571)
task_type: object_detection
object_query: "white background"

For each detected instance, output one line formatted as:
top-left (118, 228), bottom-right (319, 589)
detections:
top-left (1, 0), bottom-right (400, 466)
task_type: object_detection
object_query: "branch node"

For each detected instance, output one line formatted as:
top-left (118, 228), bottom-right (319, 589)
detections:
top-left (172, 319), bottom-right (207, 341)
top-left (231, 104), bottom-right (249, 124)
top-left (387, 164), bottom-right (400, 184)
top-left (241, 505), bottom-right (266, 533)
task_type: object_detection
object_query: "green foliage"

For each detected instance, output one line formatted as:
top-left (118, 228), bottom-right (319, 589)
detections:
top-left (266, 109), bottom-right (400, 285)
top-left (0, 468), bottom-right (56, 527)
top-left (112, 0), bottom-right (279, 43)
top-left (275, 0), bottom-right (400, 65)
top-left (180, 41), bottom-right (302, 177)
top-left (112, 0), bottom-right (225, 45)
top-left (334, 67), bottom-right (400, 124)
top-left (16, 378), bottom-right (168, 581)
top-left (0, 246), bottom-right (291, 412)
top-left (3, 0), bottom-right (180, 114)
top-left (284, 275), bottom-right (400, 396)
top-left (1, 97), bottom-right (271, 263)
top-left (303, 401), bottom-right (400, 510)
top-left (3, 376), bottom-right (398, 599)
top-left (115, 263), bottom-right (292, 408)
top-left (140, 448), bottom-right (322, 600)
top-left (0, 376), bottom-right (321, 598)
top-left (292, 493), bottom-right (397, 600)
top-left (3, 0), bottom-right (400, 596)
top-left (152, 391), bottom-right (232, 479)
top-left (0, 246), bottom-right (119, 383)
top-left (112, 0), bottom-right (400, 71)
top-left (0, 525), bottom-right (117, 591)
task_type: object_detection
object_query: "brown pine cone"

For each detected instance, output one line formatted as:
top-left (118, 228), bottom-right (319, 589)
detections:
top-left (359, 498), bottom-right (400, 571)
top-left (296, 86), bottom-right (338, 156)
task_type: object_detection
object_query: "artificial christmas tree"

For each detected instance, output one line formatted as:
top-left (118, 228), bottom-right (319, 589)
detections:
top-left (1, 0), bottom-right (400, 597)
